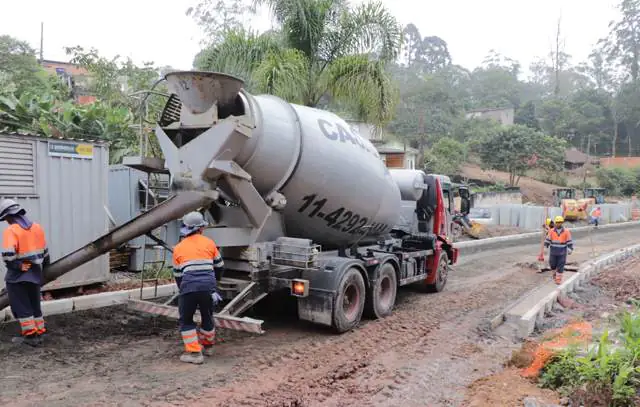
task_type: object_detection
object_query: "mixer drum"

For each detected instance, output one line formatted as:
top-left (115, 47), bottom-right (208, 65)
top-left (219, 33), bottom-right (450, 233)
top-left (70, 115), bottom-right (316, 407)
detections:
top-left (233, 94), bottom-right (402, 248)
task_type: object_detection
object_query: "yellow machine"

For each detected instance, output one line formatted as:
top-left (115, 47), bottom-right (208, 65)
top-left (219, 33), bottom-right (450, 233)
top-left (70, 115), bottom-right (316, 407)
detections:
top-left (552, 188), bottom-right (587, 222)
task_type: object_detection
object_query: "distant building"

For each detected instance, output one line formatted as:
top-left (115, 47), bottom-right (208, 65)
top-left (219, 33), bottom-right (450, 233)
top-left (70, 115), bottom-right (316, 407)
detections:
top-left (564, 147), bottom-right (589, 170)
top-left (465, 107), bottom-right (514, 126)
top-left (345, 120), bottom-right (385, 145)
top-left (40, 59), bottom-right (96, 105)
top-left (376, 142), bottom-right (419, 169)
top-left (599, 157), bottom-right (640, 169)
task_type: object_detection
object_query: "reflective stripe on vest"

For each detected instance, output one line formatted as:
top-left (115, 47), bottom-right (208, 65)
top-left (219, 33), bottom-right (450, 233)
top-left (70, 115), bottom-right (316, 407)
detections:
top-left (546, 228), bottom-right (572, 249)
top-left (2, 223), bottom-right (48, 266)
top-left (172, 234), bottom-right (223, 278)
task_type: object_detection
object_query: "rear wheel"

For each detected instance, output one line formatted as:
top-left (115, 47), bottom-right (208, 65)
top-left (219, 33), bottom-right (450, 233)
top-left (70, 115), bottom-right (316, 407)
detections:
top-left (332, 267), bottom-right (366, 333)
top-left (365, 263), bottom-right (398, 319)
top-left (427, 252), bottom-right (449, 293)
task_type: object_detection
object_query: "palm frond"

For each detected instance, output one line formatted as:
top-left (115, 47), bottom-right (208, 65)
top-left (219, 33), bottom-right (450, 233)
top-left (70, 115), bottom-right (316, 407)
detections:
top-left (324, 54), bottom-right (399, 125)
top-left (253, 48), bottom-right (310, 103)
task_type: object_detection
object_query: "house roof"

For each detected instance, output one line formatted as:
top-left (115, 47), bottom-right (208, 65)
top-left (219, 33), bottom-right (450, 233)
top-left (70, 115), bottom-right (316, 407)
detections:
top-left (377, 145), bottom-right (419, 154)
top-left (564, 147), bottom-right (589, 164)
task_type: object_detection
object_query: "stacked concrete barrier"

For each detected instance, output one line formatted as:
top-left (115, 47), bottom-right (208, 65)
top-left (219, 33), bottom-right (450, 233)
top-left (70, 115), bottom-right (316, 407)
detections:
top-left (479, 203), bottom-right (632, 228)
top-left (455, 220), bottom-right (640, 256)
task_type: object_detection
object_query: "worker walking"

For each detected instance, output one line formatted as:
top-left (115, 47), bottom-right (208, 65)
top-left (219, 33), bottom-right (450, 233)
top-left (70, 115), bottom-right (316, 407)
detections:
top-left (0, 199), bottom-right (49, 346)
top-left (589, 206), bottom-right (602, 228)
top-left (172, 211), bottom-right (224, 364)
top-left (544, 215), bottom-right (573, 285)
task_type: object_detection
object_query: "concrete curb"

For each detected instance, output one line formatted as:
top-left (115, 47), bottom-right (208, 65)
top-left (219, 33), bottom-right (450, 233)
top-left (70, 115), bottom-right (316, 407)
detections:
top-left (0, 284), bottom-right (178, 322)
top-left (454, 221), bottom-right (640, 256)
top-left (515, 243), bottom-right (640, 338)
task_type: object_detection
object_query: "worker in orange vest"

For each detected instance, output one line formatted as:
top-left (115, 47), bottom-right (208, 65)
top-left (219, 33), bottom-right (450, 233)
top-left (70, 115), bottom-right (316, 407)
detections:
top-left (172, 211), bottom-right (224, 364)
top-left (544, 215), bottom-right (573, 285)
top-left (589, 206), bottom-right (602, 228)
top-left (0, 199), bottom-right (50, 346)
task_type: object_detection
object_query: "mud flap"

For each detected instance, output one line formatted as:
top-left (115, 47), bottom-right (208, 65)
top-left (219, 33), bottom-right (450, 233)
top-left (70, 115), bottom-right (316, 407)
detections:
top-left (297, 257), bottom-right (366, 327)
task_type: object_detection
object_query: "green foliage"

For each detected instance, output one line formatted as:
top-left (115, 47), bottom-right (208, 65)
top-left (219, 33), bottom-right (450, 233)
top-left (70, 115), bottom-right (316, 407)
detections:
top-left (194, 0), bottom-right (403, 126)
top-left (477, 124), bottom-right (566, 186)
top-left (595, 167), bottom-right (639, 195)
top-left (423, 138), bottom-right (466, 176)
top-left (540, 309), bottom-right (640, 406)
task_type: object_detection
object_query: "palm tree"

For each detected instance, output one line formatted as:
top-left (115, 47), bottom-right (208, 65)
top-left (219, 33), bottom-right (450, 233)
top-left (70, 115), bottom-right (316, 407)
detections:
top-left (194, 0), bottom-right (402, 126)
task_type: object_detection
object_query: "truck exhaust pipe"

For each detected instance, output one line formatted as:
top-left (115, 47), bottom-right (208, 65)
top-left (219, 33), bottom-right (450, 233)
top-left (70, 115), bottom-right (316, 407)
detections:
top-left (0, 190), bottom-right (217, 311)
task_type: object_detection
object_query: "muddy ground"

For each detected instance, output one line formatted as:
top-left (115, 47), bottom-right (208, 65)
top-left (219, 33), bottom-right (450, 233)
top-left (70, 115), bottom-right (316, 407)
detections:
top-left (1, 228), bottom-right (639, 407)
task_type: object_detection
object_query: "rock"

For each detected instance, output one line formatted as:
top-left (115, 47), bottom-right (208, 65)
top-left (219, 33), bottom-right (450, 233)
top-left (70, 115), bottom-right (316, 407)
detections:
top-left (559, 397), bottom-right (570, 406)
top-left (524, 397), bottom-right (542, 407)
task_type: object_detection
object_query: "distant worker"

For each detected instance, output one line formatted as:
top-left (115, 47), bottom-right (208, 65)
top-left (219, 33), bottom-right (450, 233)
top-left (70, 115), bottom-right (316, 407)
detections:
top-left (172, 211), bottom-right (224, 364)
top-left (0, 199), bottom-right (49, 346)
top-left (589, 206), bottom-right (602, 228)
top-left (544, 215), bottom-right (573, 285)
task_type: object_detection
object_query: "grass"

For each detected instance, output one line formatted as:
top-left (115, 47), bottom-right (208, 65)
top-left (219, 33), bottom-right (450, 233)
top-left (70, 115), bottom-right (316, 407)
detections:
top-left (539, 308), bottom-right (640, 406)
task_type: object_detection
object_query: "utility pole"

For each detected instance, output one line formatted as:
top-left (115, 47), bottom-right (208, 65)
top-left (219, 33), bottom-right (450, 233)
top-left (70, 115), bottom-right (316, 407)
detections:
top-left (583, 134), bottom-right (591, 187)
top-left (39, 22), bottom-right (44, 62)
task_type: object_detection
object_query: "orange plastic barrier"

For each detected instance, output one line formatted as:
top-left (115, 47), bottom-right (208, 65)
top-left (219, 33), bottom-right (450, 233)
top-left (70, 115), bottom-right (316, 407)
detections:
top-left (521, 321), bottom-right (593, 378)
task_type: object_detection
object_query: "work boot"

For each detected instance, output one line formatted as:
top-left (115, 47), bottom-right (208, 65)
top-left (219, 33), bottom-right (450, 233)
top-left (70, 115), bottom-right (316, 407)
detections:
top-left (203, 345), bottom-right (214, 357)
top-left (180, 351), bottom-right (204, 364)
top-left (11, 335), bottom-right (41, 347)
top-left (554, 272), bottom-right (563, 285)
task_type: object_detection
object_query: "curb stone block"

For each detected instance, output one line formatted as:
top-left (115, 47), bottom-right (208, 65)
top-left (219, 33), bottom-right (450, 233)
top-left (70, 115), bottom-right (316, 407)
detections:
top-left (73, 291), bottom-right (129, 311)
top-left (43, 298), bottom-right (74, 316)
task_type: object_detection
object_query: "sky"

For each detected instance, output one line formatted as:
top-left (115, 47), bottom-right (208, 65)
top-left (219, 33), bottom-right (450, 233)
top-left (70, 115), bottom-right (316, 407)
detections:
top-left (0, 0), bottom-right (622, 78)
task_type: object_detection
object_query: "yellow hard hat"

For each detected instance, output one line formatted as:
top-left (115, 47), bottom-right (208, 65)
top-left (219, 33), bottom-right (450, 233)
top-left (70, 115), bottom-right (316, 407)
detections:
top-left (554, 215), bottom-right (564, 224)
top-left (545, 218), bottom-right (552, 226)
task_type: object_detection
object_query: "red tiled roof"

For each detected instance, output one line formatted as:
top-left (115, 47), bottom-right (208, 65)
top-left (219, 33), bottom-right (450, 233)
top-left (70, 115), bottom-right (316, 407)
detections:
top-left (600, 157), bottom-right (640, 168)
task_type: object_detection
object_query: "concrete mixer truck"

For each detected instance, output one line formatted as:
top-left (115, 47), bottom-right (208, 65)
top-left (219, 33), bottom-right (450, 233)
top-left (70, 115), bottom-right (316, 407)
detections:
top-left (0, 71), bottom-right (469, 334)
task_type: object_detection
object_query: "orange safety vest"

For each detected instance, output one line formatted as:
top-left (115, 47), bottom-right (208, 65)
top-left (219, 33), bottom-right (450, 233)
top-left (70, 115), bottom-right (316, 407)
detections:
top-left (2, 223), bottom-right (48, 284)
top-left (545, 227), bottom-right (573, 255)
top-left (592, 208), bottom-right (602, 217)
top-left (172, 234), bottom-right (223, 294)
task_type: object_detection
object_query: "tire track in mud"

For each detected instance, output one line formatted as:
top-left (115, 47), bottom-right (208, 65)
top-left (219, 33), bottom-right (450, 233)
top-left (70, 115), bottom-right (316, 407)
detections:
top-left (196, 229), bottom-right (640, 407)
top-left (194, 265), bottom-right (540, 407)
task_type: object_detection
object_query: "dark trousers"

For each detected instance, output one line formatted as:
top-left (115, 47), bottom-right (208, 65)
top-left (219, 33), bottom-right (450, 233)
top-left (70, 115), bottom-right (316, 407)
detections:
top-left (179, 291), bottom-right (214, 333)
top-left (7, 282), bottom-right (42, 336)
top-left (549, 254), bottom-right (567, 274)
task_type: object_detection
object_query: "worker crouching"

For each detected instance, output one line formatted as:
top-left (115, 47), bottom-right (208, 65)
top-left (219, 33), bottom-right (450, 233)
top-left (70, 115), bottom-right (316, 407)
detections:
top-left (0, 199), bottom-right (49, 346)
top-left (544, 215), bottom-right (573, 285)
top-left (173, 211), bottom-right (224, 364)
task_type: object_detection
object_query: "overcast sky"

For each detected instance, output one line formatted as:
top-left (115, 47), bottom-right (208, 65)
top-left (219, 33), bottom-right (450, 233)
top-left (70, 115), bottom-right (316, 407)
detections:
top-left (1, 0), bottom-right (621, 78)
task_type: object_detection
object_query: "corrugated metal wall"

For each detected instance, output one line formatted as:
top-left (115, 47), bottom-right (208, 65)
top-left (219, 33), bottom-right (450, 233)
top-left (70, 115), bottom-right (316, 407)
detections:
top-left (0, 134), bottom-right (109, 291)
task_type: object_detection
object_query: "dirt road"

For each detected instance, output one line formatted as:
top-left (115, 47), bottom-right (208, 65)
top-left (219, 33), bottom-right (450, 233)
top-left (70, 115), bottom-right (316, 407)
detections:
top-left (0, 227), bottom-right (637, 407)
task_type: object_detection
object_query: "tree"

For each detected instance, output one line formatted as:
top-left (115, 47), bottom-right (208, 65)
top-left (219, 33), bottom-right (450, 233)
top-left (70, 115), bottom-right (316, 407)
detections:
top-left (600, 0), bottom-right (640, 81)
top-left (515, 101), bottom-right (539, 130)
top-left (423, 138), bottom-right (466, 176)
top-left (194, 0), bottom-right (402, 126)
top-left (469, 51), bottom-right (523, 109)
top-left (477, 124), bottom-right (566, 186)
top-left (187, 0), bottom-right (249, 45)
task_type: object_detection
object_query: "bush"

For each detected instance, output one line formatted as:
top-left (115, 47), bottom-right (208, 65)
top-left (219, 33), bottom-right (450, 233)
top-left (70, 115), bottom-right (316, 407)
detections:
top-left (424, 138), bottom-right (466, 176)
top-left (595, 167), bottom-right (637, 195)
top-left (539, 310), bottom-right (640, 406)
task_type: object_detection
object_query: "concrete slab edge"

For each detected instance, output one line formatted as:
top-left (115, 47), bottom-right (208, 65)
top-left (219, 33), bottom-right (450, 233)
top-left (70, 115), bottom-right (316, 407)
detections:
top-left (515, 243), bottom-right (640, 338)
top-left (455, 220), bottom-right (640, 256)
top-left (0, 284), bottom-right (178, 322)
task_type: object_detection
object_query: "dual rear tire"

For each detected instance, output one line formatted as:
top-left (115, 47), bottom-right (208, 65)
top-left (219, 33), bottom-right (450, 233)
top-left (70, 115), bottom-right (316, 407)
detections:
top-left (331, 252), bottom-right (449, 333)
top-left (332, 263), bottom-right (397, 333)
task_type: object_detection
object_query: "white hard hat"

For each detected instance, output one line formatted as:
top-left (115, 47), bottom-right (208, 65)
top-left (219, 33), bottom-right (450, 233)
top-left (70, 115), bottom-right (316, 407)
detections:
top-left (0, 199), bottom-right (25, 221)
top-left (180, 211), bottom-right (208, 236)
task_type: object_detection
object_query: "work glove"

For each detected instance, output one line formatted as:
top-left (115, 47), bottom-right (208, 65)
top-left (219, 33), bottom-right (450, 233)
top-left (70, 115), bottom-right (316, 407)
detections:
top-left (212, 291), bottom-right (223, 305)
top-left (568, 248), bottom-right (573, 255)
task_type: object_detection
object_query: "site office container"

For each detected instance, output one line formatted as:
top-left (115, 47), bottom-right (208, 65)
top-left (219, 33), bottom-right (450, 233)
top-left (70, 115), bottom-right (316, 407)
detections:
top-left (0, 133), bottom-right (109, 291)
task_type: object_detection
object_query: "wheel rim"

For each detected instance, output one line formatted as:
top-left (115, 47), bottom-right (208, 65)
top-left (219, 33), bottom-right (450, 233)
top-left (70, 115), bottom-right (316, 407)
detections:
top-left (378, 275), bottom-right (393, 310)
top-left (438, 258), bottom-right (448, 285)
top-left (343, 283), bottom-right (360, 321)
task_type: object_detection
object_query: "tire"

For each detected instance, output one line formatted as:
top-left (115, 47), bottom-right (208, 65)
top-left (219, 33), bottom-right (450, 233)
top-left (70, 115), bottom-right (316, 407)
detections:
top-left (332, 267), bottom-right (366, 333)
top-left (427, 252), bottom-right (449, 293)
top-left (365, 263), bottom-right (398, 319)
